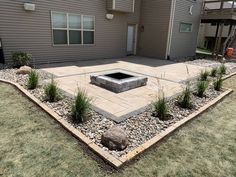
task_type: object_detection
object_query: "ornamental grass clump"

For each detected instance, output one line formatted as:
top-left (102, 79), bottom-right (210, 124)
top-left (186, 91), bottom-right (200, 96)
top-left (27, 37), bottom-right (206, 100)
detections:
top-left (199, 70), bottom-right (209, 81)
top-left (27, 70), bottom-right (38, 90)
top-left (218, 64), bottom-right (227, 75)
top-left (196, 81), bottom-right (208, 97)
top-left (210, 67), bottom-right (218, 77)
top-left (153, 95), bottom-right (170, 121)
top-left (178, 86), bottom-right (192, 109)
top-left (214, 76), bottom-right (223, 91)
top-left (71, 89), bottom-right (91, 123)
top-left (44, 77), bottom-right (61, 102)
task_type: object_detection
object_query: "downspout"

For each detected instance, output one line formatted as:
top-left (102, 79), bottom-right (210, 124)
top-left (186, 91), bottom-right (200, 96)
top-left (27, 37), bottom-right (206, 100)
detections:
top-left (112, 0), bottom-right (116, 10)
top-left (165, 0), bottom-right (176, 60)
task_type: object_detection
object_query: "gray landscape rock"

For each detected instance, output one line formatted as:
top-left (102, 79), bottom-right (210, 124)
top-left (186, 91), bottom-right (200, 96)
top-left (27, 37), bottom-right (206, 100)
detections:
top-left (101, 126), bottom-right (128, 151)
top-left (16, 65), bottom-right (32, 75)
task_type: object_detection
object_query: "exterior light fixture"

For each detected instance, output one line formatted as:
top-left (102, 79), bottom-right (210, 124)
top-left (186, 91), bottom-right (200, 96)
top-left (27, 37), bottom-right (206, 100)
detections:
top-left (106, 14), bottom-right (114, 20)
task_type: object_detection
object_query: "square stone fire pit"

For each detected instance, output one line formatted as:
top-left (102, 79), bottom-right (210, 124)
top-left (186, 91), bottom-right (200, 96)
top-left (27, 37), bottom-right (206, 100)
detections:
top-left (90, 70), bottom-right (148, 93)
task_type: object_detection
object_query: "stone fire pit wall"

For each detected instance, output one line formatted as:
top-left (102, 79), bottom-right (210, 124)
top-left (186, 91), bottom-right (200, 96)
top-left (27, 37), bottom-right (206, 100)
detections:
top-left (90, 71), bottom-right (148, 93)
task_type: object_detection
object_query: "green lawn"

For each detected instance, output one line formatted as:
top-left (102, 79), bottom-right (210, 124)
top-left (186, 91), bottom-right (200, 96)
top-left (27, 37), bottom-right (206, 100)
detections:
top-left (1, 77), bottom-right (236, 177)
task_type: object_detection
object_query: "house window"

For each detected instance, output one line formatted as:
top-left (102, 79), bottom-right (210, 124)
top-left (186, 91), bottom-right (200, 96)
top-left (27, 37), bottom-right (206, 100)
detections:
top-left (69, 14), bottom-right (82, 44)
top-left (52, 12), bottom-right (67, 44)
top-left (51, 12), bottom-right (95, 45)
top-left (83, 16), bottom-right (95, 44)
top-left (180, 23), bottom-right (192, 32)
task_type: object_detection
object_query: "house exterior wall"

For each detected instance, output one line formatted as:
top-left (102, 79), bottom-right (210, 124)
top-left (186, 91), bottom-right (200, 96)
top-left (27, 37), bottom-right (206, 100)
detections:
top-left (107, 0), bottom-right (113, 11)
top-left (197, 24), bottom-right (206, 47)
top-left (204, 24), bottom-right (229, 37)
top-left (115, 0), bottom-right (135, 13)
top-left (137, 0), bottom-right (172, 59)
top-left (127, 0), bottom-right (141, 24)
top-left (169, 0), bottom-right (203, 60)
top-left (0, 0), bottom-right (202, 64)
top-left (107, 0), bottom-right (135, 13)
top-left (0, 0), bottom-right (140, 64)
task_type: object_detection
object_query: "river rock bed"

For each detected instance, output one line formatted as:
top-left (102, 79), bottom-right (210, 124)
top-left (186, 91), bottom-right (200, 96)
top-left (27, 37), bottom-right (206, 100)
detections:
top-left (0, 63), bottom-right (231, 158)
top-left (186, 59), bottom-right (236, 74)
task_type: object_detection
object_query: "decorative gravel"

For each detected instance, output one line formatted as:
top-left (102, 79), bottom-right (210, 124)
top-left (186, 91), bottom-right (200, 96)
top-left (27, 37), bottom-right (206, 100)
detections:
top-left (0, 61), bottom-right (233, 158)
top-left (0, 68), bottom-right (51, 86)
top-left (186, 59), bottom-right (236, 74)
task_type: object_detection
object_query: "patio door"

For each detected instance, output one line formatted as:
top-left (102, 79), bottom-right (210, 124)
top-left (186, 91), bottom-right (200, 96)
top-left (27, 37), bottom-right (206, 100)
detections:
top-left (127, 25), bottom-right (137, 55)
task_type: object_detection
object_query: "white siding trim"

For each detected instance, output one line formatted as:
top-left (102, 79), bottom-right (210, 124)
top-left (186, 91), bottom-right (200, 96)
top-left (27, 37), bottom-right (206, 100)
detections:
top-left (134, 24), bottom-right (138, 55)
top-left (113, 0), bottom-right (116, 9)
top-left (132, 0), bottom-right (135, 12)
top-left (165, 0), bottom-right (176, 59)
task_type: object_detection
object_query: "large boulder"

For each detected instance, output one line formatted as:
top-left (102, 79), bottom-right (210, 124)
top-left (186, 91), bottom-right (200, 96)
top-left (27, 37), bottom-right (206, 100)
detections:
top-left (16, 66), bottom-right (32, 75)
top-left (101, 126), bottom-right (128, 151)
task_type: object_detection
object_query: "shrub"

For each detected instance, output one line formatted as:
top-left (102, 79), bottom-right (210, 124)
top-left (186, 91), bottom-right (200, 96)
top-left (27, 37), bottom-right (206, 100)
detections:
top-left (44, 77), bottom-right (61, 102)
top-left (27, 70), bottom-right (39, 90)
top-left (218, 64), bottom-right (227, 75)
top-left (71, 89), bottom-right (91, 123)
top-left (178, 86), bottom-right (192, 109)
top-left (214, 76), bottom-right (223, 91)
top-left (12, 51), bottom-right (31, 66)
top-left (199, 70), bottom-right (209, 81)
top-left (210, 67), bottom-right (218, 77)
top-left (196, 81), bottom-right (208, 97)
top-left (153, 95), bottom-right (170, 121)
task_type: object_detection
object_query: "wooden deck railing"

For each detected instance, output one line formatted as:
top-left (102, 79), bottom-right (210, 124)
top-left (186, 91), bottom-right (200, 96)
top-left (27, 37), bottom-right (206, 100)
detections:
top-left (203, 0), bottom-right (236, 14)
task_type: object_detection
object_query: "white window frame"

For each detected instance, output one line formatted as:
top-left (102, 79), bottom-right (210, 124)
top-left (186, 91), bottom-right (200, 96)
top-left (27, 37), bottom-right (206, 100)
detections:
top-left (82, 15), bottom-right (96, 45)
top-left (179, 22), bottom-right (193, 33)
top-left (68, 13), bottom-right (82, 45)
top-left (51, 11), bottom-right (95, 46)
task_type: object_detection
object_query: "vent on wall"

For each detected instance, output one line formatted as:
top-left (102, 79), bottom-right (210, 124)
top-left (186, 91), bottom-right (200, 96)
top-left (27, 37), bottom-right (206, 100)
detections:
top-left (24, 3), bottom-right (36, 11)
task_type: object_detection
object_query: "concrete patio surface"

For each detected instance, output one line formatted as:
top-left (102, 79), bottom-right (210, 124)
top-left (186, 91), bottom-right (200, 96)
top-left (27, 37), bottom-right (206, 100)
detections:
top-left (41, 57), bottom-right (209, 122)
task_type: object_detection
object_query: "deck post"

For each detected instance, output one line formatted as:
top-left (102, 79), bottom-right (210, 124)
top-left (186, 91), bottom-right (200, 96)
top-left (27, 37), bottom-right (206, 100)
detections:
top-left (228, 23), bottom-right (233, 36)
top-left (213, 23), bottom-right (220, 57)
top-left (220, 0), bottom-right (224, 10)
top-left (213, 0), bottom-right (224, 59)
top-left (232, 0), bottom-right (235, 12)
top-left (216, 22), bottom-right (224, 59)
top-left (203, 1), bottom-right (206, 14)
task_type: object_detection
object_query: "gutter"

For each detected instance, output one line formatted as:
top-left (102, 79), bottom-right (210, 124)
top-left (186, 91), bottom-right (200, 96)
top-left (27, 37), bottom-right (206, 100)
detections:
top-left (165, 0), bottom-right (176, 59)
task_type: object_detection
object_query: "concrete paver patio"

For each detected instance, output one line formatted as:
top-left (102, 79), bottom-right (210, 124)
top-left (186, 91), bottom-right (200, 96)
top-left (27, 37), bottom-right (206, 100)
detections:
top-left (41, 57), bottom-right (208, 122)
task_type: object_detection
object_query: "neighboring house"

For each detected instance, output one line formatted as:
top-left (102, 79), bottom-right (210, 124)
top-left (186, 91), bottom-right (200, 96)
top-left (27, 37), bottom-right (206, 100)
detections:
top-left (197, 1), bottom-right (235, 50)
top-left (0, 0), bottom-right (203, 65)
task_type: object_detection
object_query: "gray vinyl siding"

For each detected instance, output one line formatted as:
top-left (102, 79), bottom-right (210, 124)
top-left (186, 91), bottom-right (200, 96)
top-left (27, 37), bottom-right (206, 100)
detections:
top-left (137, 0), bottom-right (172, 59)
top-left (107, 0), bottom-right (113, 10)
top-left (0, 0), bottom-right (202, 64)
top-left (127, 0), bottom-right (141, 24)
top-left (169, 0), bottom-right (203, 60)
top-left (115, 0), bottom-right (134, 13)
top-left (107, 0), bottom-right (134, 13)
top-left (0, 0), bottom-right (140, 64)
